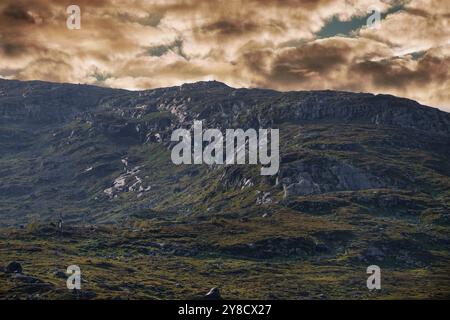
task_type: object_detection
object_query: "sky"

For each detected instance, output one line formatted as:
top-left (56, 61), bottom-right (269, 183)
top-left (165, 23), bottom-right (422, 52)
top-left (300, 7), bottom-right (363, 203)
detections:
top-left (0, 0), bottom-right (449, 111)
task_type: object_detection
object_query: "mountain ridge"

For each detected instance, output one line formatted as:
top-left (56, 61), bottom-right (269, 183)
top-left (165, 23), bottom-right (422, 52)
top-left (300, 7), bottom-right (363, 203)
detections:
top-left (1, 78), bottom-right (449, 136)
top-left (1, 78), bottom-right (450, 299)
top-left (0, 78), bottom-right (449, 226)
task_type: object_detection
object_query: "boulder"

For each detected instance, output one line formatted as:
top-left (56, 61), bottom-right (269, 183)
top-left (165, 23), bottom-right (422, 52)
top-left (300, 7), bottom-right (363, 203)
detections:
top-left (5, 261), bottom-right (22, 274)
top-left (204, 287), bottom-right (221, 300)
top-left (54, 270), bottom-right (67, 279)
top-left (11, 273), bottom-right (43, 284)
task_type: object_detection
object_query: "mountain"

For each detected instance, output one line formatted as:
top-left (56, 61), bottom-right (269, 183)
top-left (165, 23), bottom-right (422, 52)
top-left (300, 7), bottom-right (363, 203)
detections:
top-left (1, 78), bottom-right (449, 225)
top-left (0, 78), bottom-right (449, 299)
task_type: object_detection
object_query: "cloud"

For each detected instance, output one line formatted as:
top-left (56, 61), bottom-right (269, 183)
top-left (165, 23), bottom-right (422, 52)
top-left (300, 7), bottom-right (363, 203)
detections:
top-left (145, 39), bottom-right (187, 59)
top-left (0, 0), bottom-right (448, 110)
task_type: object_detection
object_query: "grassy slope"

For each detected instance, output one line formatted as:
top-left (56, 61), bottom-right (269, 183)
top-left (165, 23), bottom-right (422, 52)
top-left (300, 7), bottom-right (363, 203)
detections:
top-left (1, 86), bottom-right (450, 299)
top-left (0, 209), bottom-right (449, 299)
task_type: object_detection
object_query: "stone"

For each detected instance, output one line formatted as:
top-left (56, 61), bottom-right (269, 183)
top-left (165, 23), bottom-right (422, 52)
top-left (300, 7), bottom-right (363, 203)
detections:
top-left (54, 270), bottom-right (67, 279)
top-left (204, 287), bottom-right (221, 300)
top-left (6, 261), bottom-right (22, 274)
top-left (11, 273), bottom-right (43, 284)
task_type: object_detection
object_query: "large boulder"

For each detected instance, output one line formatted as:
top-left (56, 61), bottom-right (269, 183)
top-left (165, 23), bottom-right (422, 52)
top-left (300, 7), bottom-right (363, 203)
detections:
top-left (11, 273), bottom-right (43, 284)
top-left (5, 261), bottom-right (22, 274)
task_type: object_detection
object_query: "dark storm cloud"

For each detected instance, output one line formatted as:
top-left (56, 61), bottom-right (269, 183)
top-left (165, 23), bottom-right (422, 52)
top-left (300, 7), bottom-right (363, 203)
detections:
top-left (269, 40), bottom-right (351, 82)
top-left (2, 3), bottom-right (37, 24)
top-left (351, 52), bottom-right (449, 89)
top-left (145, 39), bottom-right (186, 59)
top-left (198, 20), bottom-right (260, 37)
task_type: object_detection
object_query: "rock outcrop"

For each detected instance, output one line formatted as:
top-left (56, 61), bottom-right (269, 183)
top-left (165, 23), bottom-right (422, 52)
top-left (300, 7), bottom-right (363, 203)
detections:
top-left (5, 261), bottom-right (22, 274)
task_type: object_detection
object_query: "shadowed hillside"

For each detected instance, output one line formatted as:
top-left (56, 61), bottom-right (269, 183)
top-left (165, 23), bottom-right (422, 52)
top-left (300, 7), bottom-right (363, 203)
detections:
top-left (0, 79), bottom-right (449, 299)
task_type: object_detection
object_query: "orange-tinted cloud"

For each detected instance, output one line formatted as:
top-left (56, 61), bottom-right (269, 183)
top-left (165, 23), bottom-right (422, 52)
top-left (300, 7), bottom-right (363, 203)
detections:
top-left (0, 0), bottom-right (449, 110)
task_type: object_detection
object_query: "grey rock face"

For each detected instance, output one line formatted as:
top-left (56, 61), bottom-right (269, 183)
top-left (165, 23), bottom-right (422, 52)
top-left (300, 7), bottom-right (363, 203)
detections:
top-left (330, 163), bottom-right (384, 190)
top-left (265, 91), bottom-right (450, 136)
top-left (284, 178), bottom-right (321, 197)
top-left (281, 160), bottom-right (385, 198)
top-left (256, 191), bottom-right (272, 205)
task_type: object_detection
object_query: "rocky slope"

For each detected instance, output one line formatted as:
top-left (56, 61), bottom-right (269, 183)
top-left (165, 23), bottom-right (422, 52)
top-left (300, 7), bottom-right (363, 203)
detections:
top-left (1, 78), bottom-right (449, 225)
top-left (0, 78), bottom-right (449, 299)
